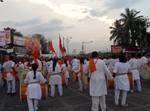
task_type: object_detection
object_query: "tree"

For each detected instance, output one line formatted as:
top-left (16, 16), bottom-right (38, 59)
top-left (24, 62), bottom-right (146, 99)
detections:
top-left (32, 34), bottom-right (49, 54)
top-left (110, 8), bottom-right (150, 49)
top-left (110, 20), bottom-right (130, 48)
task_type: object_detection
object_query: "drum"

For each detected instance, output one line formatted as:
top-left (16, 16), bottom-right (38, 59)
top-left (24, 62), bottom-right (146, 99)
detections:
top-left (61, 72), bottom-right (65, 84)
top-left (140, 65), bottom-right (150, 80)
top-left (107, 80), bottom-right (114, 89)
top-left (20, 82), bottom-right (48, 102)
top-left (128, 72), bottom-right (134, 90)
top-left (107, 73), bottom-right (133, 89)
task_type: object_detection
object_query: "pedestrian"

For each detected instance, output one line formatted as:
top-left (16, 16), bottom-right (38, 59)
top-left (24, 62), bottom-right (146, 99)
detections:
top-left (48, 58), bottom-right (63, 97)
top-left (113, 54), bottom-right (130, 107)
top-left (24, 63), bottom-right (47, 111)
top-left (128, 53), bottom-right (142, 92)
top-left (2, 55), bottom-right (16, 96)
top-left (0, 61), bottom-right (4, 87)
top-left (89, 51), bottom-right (113, 111)
top-left (61, 59), bottom-right (70, 87)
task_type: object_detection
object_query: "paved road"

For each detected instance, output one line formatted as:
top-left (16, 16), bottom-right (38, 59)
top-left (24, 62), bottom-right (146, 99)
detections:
top-left (0, 81), bottom-right (150, 111)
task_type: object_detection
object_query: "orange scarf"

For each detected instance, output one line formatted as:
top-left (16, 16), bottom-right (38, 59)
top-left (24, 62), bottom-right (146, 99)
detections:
top-left (89, 58), bottom-right (96, 73)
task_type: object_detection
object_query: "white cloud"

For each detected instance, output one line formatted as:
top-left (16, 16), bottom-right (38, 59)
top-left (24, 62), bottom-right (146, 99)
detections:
top-left (27, 0), bottom-right (114, 25)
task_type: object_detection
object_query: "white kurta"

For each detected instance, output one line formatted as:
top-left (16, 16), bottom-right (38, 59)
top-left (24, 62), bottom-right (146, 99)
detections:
top-left (141, 56), bottom-right (148, 65)
top-left (3, 60), bottom-right (15, 81)
top-left (61, 64), bottom-right (70, 79)
top-left (49, 63), bottom-right (62, 85)
top-left (24, 71), bottom-right (46, 100)
top-left (113, 62), bottom-right (130, 91)
top-left (46, 60), bottom-right (53, 73)
top-left (72, 59), bottom-right (80, 73)
top-left (128, 58), bottom-right (140, 80)
top-left (90, 59), bottom-right (113, 96)
top-left (0, 63), bottom-right (3, 87)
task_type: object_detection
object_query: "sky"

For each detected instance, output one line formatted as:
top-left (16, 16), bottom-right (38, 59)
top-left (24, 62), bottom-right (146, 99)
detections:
top-left (0, 0), bottom-right (150, 54)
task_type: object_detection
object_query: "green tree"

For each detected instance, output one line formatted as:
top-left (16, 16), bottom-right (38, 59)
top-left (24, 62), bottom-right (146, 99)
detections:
top-left (110, 8), bottom-right (150, 49)
top-left (32, 34), bottom-right (49, 54)
top-left (110, 20), bottom-right (130, 48)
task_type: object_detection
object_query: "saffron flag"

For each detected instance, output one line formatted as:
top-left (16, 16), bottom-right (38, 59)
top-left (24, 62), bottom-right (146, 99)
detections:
top-left (59, 34), bottom-right (65, 56)
top-left (49, 40), bottom-right (55, 53)
top-left (32, 48), bottom-right (39, 64)
top-left (49, 40), bottom-right (57, 57)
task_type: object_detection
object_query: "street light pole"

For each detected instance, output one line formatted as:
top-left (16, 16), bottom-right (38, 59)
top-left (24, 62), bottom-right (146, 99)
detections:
top-left (82, 41), bottom-right (93, 54)
top-left (64, 37), bottom-right (72, 55)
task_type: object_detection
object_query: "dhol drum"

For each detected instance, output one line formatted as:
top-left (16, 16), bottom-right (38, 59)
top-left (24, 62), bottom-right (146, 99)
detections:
top-left (107, 72), bottom-right (133, 89)
top-left (20, 82), bottom-right (48, 102)
top-left (61, 72), bottom-right (65, 85)
top-left (140, 65), bottom-right (150, 80)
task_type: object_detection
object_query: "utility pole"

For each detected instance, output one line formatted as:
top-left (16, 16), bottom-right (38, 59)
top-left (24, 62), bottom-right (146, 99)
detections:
top-left (82, 41), bottom-right (93, 54)
top-left (63, 37), bottom-right (72, 55)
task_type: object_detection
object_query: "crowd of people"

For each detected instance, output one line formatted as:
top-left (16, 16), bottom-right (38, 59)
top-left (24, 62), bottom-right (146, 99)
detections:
top-left (0, 51), bottom-right (149, 111)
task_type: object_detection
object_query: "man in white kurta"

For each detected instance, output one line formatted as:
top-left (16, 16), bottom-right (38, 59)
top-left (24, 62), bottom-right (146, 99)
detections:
top-left (0, 62), bottom-right (4, 87)
top-left (128, 56), bottom-right (142, 92)
top-left (113, 61), bottom-right (130, 106)
top-left (61, 62), bottom-right (70, 87)
top-left (141, 54), bottom-right (148, 66)
top-left (72, 57), bottom-right (80, 81)
top-left (24, 66), bottom-right (46, 111)
top-left (90, 52), bottom-right (113, 111)
top-left (48, 61), bottom-right (63, 97)
top-left (3, 56), bottom-right (16, 95)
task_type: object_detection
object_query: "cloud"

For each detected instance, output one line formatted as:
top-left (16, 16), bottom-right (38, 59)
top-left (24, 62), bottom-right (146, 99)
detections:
top-left (0, 18), bottom-right (41, 27)
top-left (27, 0), bottom-right (115, 25)
top-left (89, 9), bottom-right (109, 17)
top-left (0, 18), bottom-right (73, 36)
top-left (105, 0), bottom-right (140, 10)
top-left (27, 19), bottom-right (64, 33)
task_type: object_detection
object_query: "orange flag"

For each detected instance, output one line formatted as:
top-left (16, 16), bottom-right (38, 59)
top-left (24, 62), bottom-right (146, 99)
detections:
top-left (49, 40), bottom-right (56, 53)
top-left (59, 34), bottom-right (65, 56)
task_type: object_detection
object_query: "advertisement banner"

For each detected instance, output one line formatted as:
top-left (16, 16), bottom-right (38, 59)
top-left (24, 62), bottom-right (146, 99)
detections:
top-left (111, 45), bottom-right (122, 54)
top-left (4, 30), bottom-right (11, 44)
top-left (13, 36), bottom-right (25, 46)
top-left (0, 31), bottom-right (6, 46)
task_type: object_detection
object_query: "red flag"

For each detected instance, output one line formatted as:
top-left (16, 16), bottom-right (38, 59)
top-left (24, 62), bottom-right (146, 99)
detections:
top-left (49, 40), bottom-right (56, 53)
top-left (32, 47), bottom-right (39, 64)
top-left (59, 34), bottom-right (65, 56)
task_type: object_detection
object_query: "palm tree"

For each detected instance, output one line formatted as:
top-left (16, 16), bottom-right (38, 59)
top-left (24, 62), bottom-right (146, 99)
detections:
top-left (110, 20), bottom-right (130, 48)
top-left (120, 8), bottom-right (145, 47)
top-left (110, 8), bottom-right (150, 50)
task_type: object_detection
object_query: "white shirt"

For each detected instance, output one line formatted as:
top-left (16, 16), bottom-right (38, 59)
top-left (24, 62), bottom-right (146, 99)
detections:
top-left (128, 58), bottom-right (138, 70)
top-left (3, 60), bottom-right (15, 73)
top-left (90, 59), bottom-right (113, 96)
top-left (141, 56), bottom-right (148, 65)
top-left (72, 58), bottom-right (80, 73)
top-left (24, 71), bottom-right (46, 84)
top-left (113, 62), bottom-right (130, 91)
top-left (46, 60), bottom-right (53, 73)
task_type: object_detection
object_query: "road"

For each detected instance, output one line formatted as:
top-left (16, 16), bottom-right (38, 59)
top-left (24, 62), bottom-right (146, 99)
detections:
top-left (0, 80), bottom-right (150, 111)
